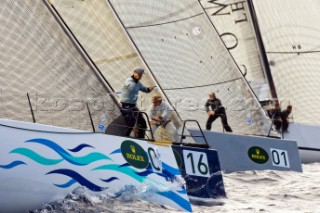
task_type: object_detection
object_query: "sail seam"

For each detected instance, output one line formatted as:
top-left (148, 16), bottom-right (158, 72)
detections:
top-left (267, 50), bottom-right (320, 54)
top-left (94, 53), bottom-right (138, 64)
top-left (163, 77), bottom-right (242, 90)
top-left (126, 13), bottom-right (204, 29)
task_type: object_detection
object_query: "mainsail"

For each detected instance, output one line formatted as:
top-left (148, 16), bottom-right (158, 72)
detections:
top-left (199, 0), bottom-right (271, 101)
top-left (108, 0), bottom-right (271, 135)
top-left (0, 0), bottom-right (120, 131)
top-left (252, 0), bottom-right (320, 125)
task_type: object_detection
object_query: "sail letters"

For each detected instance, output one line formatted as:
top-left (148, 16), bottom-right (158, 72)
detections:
top-left (207, 0), bottom-right (248, 24)
top-left (220, 32), bottom-right (238, 50)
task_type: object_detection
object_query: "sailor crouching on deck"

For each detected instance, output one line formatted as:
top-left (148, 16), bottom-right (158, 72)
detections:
top-left (120, 68), bottom-right (154, 138)
top-left (205, 92), bottom-right (232, 132)
top-left (148, 95), bottom-right (178, 141)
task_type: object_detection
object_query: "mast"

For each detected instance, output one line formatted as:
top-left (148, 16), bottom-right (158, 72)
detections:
top-left (247, 0), bottom-right (278, 100)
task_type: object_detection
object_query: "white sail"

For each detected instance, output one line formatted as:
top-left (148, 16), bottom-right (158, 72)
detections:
top-left (108, 0), bottom-right (271, 135)
top-left (199, 0), bottom-right (270, 101)
top-left (0, 0), bottom-right (120, 131)
top-left (50, 0), bottom-right (186, 141)
top-left (50, 0), bottom-right (152, 98)
top-left (252, 0), bottom-right (320, 126)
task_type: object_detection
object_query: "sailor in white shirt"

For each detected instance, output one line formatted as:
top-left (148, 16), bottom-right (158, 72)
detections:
top-left (148, 95), bottom-right (177, 141)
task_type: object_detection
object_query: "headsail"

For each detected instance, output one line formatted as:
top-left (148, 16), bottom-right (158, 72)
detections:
top-left (49, 0), bottom-right (153, 100)
top-left (252, 0), bottom-right (320, 125)
top-left (0, 0), bottom-right (121, 131)
top-left (108, 0), bottom-right (271, 135)
top-left (49, 0), bottom-right (185, 139)
top-left (199, 0), bottom-right (271, 102)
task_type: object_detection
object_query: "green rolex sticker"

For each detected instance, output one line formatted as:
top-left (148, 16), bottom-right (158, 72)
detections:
top-left (121, 140), bottom-right (149, 169)
top-left (248, 146), bottom-right (269, 164)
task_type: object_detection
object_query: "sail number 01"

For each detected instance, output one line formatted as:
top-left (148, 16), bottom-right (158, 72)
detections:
top-left (183, 150), bottom-right (210, 177)
top-left (270, 148), bottom-right (290, 168)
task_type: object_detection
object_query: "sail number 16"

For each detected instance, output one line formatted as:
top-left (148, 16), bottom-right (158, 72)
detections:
top-left (183, 150), bottom-right (210, 177)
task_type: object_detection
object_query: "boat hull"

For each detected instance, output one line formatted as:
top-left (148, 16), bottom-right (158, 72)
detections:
top-left (0, 119), bottom-right (227, 212)
top-left (190, 129), bottom-right (302, 173)
top-left (284, 123), bottom-right (320, 163)
top-left (0, 120), bottom-right (191, 212)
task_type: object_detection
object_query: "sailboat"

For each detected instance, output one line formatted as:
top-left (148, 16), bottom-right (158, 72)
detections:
top-left (99, 0), bottom-right (302, 172)
top-left (49, 0), bottom-right (188, 141)
top-left (0, 1), bottom-right (226, 212)
top-left (107, 0), bottom-right (272, 137)
top-left (196, 0), bottom-right (320, 164)
top-left (248, 0), bottom-right (320, 163)
top-left (44, 0), bottom-right (303, 172)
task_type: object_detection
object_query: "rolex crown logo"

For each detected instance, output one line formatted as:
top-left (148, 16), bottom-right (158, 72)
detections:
top-left (256, 149), bottom-right (260, 155)
top-left (130, 145), bottom-right (136, 154)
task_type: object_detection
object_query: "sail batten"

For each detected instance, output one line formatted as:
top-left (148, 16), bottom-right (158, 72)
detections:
top-left (163, 77), bottom-right (243, 90)
top-left (126, 13), bottom-right (205, 29)
top-left (267, 51), bottom-right (320, 54)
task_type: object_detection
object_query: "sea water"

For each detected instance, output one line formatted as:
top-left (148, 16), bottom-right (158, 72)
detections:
top-left (31, 163), bottom-right (320, 213)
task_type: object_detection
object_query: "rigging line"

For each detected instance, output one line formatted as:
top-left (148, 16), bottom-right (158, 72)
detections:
top-left (94, 53), bottom-right (138, 65)
top-left (247, 0), bottom-right (278, 100)
top-left (198, 0), bottom-right (265, 108)
top-left (126, 13), bottom-right (204, 29)
top-left (163, 77), bottom-right (242, 91)
top-left (27, 93), bottom-right (36, 123)
top-left (267, 50), bottom-right (320, 54)
top-left (43, 0), bottom-right (120, 110)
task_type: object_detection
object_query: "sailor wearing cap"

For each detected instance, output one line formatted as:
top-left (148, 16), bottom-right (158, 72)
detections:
top-left (148, 95), bottom-right (177, 141)
top-left (120, 68), bottom-right (154, 105)
top-left (120, 68), bottom-right (155, 138)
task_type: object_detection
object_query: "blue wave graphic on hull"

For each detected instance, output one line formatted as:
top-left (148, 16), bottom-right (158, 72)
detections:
top-left (68, 144), bottom-right (94, 152)
top-left (47, 169), bottom-right (107, 192)
top-left (25, 138), bottom-right (112, 165)
top-left (110, 148), bottom-right (121, 155)
top-left (158, 191), bottom-right (192, 212)
top-left (0, 160), bottom-right (26, 169)
top-left (0, 138), bottom-right (191, 211)
top-left (162, 162), bottom-right (180, 176)
top-left (119, 163), bottom-right (130, 168)
top-left (54, 179), bottom-right (77, 188)
top-left (134, 164), bottom-right (153, 176)
top-left (177, 189), bottom-right (187, 194)
top-left (93, 164), bottom-right (190, 211)
top-left (100, 177), bottom-right (119, 183)
top-left (134, 163), bottom-right (179, 182)
top-left (10, 148), bottom-right (63, 165)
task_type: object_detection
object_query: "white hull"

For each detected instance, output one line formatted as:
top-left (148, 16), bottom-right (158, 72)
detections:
top-left (0, 120), bottom-right (191, 213)
top-left (299, 149), bottom-right (320, 164)
top-left (284, 123), bottom-right (320, 163)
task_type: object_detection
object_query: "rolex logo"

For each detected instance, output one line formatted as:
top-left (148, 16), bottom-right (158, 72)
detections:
top-left (256, 149), bottom-right (260, 155)
top-left (130, 145), bottom-right (136, 154)
top-left (248, 146), bottom-right (269, 164)
top-left (121, 140), bottom-right (149, 169)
